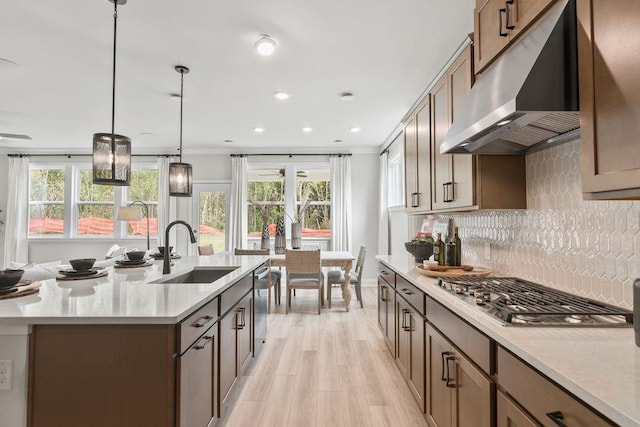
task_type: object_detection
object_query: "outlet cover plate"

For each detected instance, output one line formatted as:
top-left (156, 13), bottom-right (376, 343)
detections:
top-left (0, 360), bottom-right (13, 390)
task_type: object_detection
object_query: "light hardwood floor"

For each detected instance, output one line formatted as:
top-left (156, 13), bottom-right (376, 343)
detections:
top-left (219, 286), bottom-right (428, 427)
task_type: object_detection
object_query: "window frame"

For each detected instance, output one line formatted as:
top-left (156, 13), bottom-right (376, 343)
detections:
top-left (387, 140), bottom-right (405, 209)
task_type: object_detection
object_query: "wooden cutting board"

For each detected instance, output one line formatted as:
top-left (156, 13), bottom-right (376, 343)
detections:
top-left (56, 270), bottom-right (109, 281)
top-left (0, 281), bottom-right (41, 300)
top-left (416, 264), bottom-right (491, 278)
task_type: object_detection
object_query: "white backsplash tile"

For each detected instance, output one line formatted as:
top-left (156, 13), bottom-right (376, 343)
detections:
top-left (437, 139), bottom-right (638, 309)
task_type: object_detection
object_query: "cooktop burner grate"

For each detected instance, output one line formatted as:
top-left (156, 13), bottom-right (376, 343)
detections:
top-left (439, 276), bottom-right (634, 326)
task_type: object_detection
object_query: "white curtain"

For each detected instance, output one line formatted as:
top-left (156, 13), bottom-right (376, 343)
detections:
top-left (228, 156), bottom-right (248, 251)
top-left (157, 157), bottom-right (176, 246)
top-left (330, 155), bottom-right (352, 252)
top-left (378, 152), bottom-right (389, 255)
top-left (3, 157), bottom-right (29, 267)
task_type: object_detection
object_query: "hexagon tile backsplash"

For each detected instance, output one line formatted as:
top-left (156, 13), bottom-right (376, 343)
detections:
top-left (441, 139), bottom-right (638, 309)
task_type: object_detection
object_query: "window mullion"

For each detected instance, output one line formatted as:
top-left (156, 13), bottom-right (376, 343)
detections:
top-left (66, 165), bottom-right (75, 238)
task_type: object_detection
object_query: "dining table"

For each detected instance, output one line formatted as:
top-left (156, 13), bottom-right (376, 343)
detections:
top-left (270, 250), bottom-right (356, 311)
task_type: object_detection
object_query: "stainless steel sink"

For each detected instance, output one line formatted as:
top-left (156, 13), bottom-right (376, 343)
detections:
top-left (154, 267), bottom-right (238, 284)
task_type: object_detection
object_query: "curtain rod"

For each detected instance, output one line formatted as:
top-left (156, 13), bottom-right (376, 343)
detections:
top-left (7, 153), bottom-right (174, 158)
top-left (230, 153), bottom-right (351, 158)
top-left (380, 129), bottom-right (403, 156)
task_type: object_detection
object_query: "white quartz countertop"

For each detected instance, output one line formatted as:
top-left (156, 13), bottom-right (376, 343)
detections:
top-left (377, 255), bottom-right (640, 427)
top-left (0, 253), bottom-right (267, 325)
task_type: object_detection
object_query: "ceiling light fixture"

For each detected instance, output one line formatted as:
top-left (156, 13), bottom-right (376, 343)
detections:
top-left (254, 34), bottom-right (276, 56)
top-left (168, 65), bottom-right (193, 197)
top-left (302, 127), bottom-right (313, 133)
top-left (496, 119), bottom-right (512, 126)
top-left (253, 127), bottom-right (265, 133)
top-left (349, 127), bottom-right (361, 133)
top-left (340, 92), bottom-right (355, 101)
top-left (334, 139), bottom-right (343, 143)
top-left (274, 92), bottom-right (290, 100)
top-left (92, 0), bottom-right (131, 186)
top-left (224, 139), bottom-right (233, 143)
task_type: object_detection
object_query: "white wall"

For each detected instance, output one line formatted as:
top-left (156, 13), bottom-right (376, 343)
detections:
top-left (0, 155), bottom-right (8, 268)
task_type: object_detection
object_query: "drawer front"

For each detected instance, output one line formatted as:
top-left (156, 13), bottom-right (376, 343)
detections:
top-left (378, 262), bottom-right (395, 287)
top-left (220, 274), bottom-right (253, 316)
top-left (497, 347), bottom-right (611, 426)
top-left (426, 296), bottom-right (491, 374)
top-left (396, 275), bottom-right (425, 316)
top-left (179, 297), bottom-right (219, 354)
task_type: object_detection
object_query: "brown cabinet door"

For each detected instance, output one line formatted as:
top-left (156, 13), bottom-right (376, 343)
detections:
top-left (508, 0), bottom-right (555, 39)
top-left (579, 0), bottom-right (640, 197)
top-left (404, 116), bottom-right (419, 209)
top-left (219, 308), bottom-right (238, 415)
top-left (431, 75), bottom-right (454, 211)
top-left (497, 391), bottom-right (538, 427)
top-left (475, 0), bottom-right (510, 72)
top-left (396, 297), bottom-right (411, 379)
top-left (426, 324), bottom-right (453, 427)
top-left (236, 293), bottom-right (253, 375)
top-left (450, 348), bottom-right (492, 427)
top-left (408, 308), bottom-right (425, 412)
top-left (178, 331), bottom-right (215, 427)
top-left (416, 98), bottom-right (432, 211)
top-left (378, 278), bottom-right (394, 355)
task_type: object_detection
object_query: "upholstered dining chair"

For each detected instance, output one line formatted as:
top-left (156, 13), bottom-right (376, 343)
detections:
top-left (326, 244), bottom-right (366, 308)
top-left (285, 249), bottom-right (323, 314)
top-left (197, 244), bottom-right (214, 255)
top-left (234, 248), bottom-right (280, 314)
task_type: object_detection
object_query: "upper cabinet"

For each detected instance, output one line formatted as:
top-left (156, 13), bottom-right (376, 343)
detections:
top-left (474, 0), bottom-right (556, 73)
top-left (402, 43), bottom-right (527, 214)
top-left (578, 0), bottom-right (640, 200)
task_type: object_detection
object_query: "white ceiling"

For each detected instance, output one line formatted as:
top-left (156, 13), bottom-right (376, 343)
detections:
top-left (0, 0), bottom-right (474, 154)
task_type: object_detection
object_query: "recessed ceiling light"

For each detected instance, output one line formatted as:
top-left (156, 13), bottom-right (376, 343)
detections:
top-left (340, 92), bottom-right (355, 101)
top-left (349, 127), bottom-right (361, 133)
top-left (253, 127), bottom-right (265, 133)
top-left (302, 127), bottom-right (313, 133)
top-left (274, 92), bottom-right (290, 100)
top-left (254, 34), bottom-right (276, 56)
top-left (496, 119), bottom-right (512, 126)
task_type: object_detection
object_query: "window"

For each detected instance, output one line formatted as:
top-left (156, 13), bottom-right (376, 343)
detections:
top-left (28, 163), bottom-right (158, 239)
top-left (192, 183), bottom-right (229, 253)
top-left (387, 140), bottom-right (405, 208)
top-left (247, 165), bottom-right (331, 241)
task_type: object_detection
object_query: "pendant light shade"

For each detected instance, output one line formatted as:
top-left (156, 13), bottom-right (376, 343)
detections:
top-left (169, 65), bottom-right (193, 197)
top-left (93, 0), bottom-right (131, 186)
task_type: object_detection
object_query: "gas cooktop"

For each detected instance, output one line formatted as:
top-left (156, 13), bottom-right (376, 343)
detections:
top-left (437, 276), bottom-right (634, 327)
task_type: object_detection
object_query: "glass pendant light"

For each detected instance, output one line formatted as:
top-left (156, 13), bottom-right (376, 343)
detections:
top-left (169, 65), bottom-right (193, 197)
top-left (93, 0), bottom-right (131, 186)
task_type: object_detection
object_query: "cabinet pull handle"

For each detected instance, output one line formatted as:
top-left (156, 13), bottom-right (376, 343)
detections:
top-left (546, 411), bottom-right (567, 427)
top-left (237, 307), bottom-right (246, 329)
top-left (411, 192), bottom-right (419, 208)
top-left (499, 8), bottom-right (508, 37)
top-left (441, 351), bottom-right (453, 381)
top-left (401, 288), bottom-right (414, 295)
top-left (194, 335), bottom-right (213, 350)
top-left (192, 315), bottom-right (213, 328)
top-left (505, 0), bottom-right (515, 30)
top-left (445, 354), bottom-right (456, 388)
top-left (443, 182), bottom-right (454, 203)
top-left (401, 309), bottom-right (408, 330)
top-left (380, 285), bottom-right (387, 302)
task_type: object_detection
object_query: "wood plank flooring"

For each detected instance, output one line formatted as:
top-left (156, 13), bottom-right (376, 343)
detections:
top-left (219, 286), bottom-right (428, 427)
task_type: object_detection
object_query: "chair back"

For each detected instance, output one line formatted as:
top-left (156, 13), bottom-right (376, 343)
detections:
top-left (198, 244), bottom-right (214, 255)
top-left (285, 249), bottom-right (321, 275)
top-left (355, 244), bottom-right (367, 283)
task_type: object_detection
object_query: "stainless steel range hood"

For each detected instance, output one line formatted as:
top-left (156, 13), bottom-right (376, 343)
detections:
top-left (440, 0), bottom-right (579, 155)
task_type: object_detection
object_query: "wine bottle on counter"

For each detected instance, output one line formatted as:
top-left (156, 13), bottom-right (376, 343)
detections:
top-left (434, 233), bottom-right (445, 266)
top-left (453, 227), bottom-right (462, 266)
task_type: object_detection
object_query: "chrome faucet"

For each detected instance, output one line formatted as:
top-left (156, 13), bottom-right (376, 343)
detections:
top-left (163, 220), bottom-right (197, 274)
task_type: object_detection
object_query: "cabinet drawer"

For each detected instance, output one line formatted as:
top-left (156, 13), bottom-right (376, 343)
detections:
top-left (497, 347), bottom-right (611, 426)
top-left (220, 274), bottom-right (252, 316)
top-left (378, 263), bottom-right (395, 287)
top-left (179, 297), bottom-right (219, 354)
top-left (426, 296), bottom-right (491, 374)
top-left (396, 275), bottom-right (425, 316)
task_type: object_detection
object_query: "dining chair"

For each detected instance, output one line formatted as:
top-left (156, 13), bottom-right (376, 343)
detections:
top-left (285, 249), bottom-right (323, 315)
top-left (234, 248), bottom-right (280, 313)
top-left (197, 244), bottom-right (214, 255)
top-left (326, 244), bottom-right (366, 308)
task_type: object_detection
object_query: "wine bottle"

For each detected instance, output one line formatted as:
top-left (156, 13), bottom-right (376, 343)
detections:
top-left (453, 227), bottom-right (462, 266)
top-left (434, 233), bottom-right (445, 266)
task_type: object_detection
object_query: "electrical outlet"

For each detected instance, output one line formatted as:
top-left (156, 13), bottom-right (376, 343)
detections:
top-left (484, 243), bottom-right (491, 260)
top-left (0, 360), bottom-right (13, 390)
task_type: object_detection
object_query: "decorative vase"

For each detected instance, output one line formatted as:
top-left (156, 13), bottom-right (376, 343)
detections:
top-left (291, 222), bottom-right (302, 249)
top-left (261, 223), bottom-right (270, 250)
top-left (275, 217), bottom-right (286, 254)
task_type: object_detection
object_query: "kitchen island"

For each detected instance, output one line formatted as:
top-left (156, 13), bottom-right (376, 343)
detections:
top-left (0, 253), bottom-right (269, 427)
top-left (377, 255), bottom-right (640, 427)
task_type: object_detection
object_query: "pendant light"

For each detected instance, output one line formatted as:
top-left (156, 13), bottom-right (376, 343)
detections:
top-left (169, 65), bottom-right (193, 197)
top-left (92, 0), bottom-right (131, 186)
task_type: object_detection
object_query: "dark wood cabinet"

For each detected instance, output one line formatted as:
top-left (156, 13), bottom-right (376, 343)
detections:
top-left (396, 293), bottom-right (425, 411)
top-left (497, 390), bottom-right (538, 427)
top-left (578, 0), bottom-right (640, 199)
top-left (426, 324), bottom-right (492, 427)
top-left (377, 263), bottom-right (395, 355)
top-left (475, 0), bottom-right (555, 73)
top-left (404, 97), bottom-right (432, 211)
